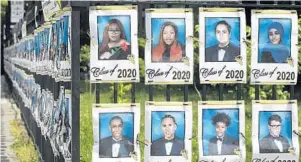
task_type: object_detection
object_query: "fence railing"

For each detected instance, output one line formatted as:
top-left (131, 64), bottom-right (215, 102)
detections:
top-left (2, 1), bottom-right (300, 162)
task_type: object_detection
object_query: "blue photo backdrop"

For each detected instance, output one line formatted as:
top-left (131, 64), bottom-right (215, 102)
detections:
top-left (151, 18), bottom-right (186, 47)
top-left (202, 109), bottom-right (239, 156)
top-left (99, 112), bottom-right (134, 142)
top-left (259, 111), bottom-right (292, 146)
top-left (151, 111), bottom-right (185, 142)
top-left (97, 16), bottom-right (131, 45)
top-left (56, 20), bottom-right (60, 49)
top-left (205, 17), bottom-right (240, 48)
top-left (65, 97), bottom-right (70, 121)
top-left (258, 18), bottom-right (291, 62)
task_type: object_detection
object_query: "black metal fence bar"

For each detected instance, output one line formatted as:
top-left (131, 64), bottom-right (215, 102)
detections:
top-left (70, 7), bottom-right (81, 162)
top-left (166, 85), bottom-right (171, 101)
top-left (202, 84), bottom-right (207, 101)
top-left (131, 83), bottom-right (136, 103)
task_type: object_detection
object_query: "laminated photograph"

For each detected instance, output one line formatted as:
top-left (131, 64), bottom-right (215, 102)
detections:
top-left (250, 10), bottom-right (298, 85)
top-left (145, 102), bottom-right (192, 162)
top-left (145, 8), bottom-right (194, 84)
top-left (252, 100), bottom-right (299, 161)
top-left (198, 101), bottom-right (246, 162)
top-left (92, 103), bottom-right (140, 162)
top-left (89, 6), bottom-right (139, 83)
top-left (199, 8), bottom-right (247, 84)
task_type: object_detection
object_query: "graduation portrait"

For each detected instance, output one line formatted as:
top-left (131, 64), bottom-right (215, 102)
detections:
top-left (98, 113), bottom-right (134, 158)
top-left (202, 109), bottom-right (239, 156)
top-left (89, 6), bottom-right (139, 83)
top-left (59, 15), bottom-right (69, 62)
top-left (151, 18), bottom-right (186, 63)
top-left (251, 100), bottom-right (299, 161)
top-left (198, 101), bottom-right (246, 162)
top-left (151, 111), bottom-right (185, 156)
top-left (250, 10), bottom-right (298, 85)
top-left (97, 16), bottom-right (132, 60)
top-left (199, 8), bottom-right (247, 84)
top-left (258, 18), bottom-right (291, 63)
top-left (145, 102), bottom-right (192, 162)
top-left (144, 8), bottom-right (194, 84)
top-left (205, 18), bottom-right (240, 62)
top-left (258, 111), bottom-right (292, 153)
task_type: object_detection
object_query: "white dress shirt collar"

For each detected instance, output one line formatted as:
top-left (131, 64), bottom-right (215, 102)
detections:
top-left (274, 139), bottom-right (283, 152)
top-left (165, 142), bottom-right (173, 155)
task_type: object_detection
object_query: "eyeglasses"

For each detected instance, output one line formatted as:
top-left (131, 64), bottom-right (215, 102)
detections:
top-left (108, 29), bottom-right (121, 33)
top-left (269, 124), bottom-right (281, 128)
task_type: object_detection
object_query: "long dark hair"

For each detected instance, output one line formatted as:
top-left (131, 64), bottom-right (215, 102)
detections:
top-left (99, 19), bottom-right (127, 55)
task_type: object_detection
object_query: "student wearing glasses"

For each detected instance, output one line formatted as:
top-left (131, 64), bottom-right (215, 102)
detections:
top-left (259, 114), bottom-right (290, 153)
top-left (98, 19), bottom-right (131, 60)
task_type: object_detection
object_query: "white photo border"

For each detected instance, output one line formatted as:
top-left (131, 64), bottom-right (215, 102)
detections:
top-left (198, 101), bottom-right (246, 162)
top-left (199, 8), bottom-right (247, 84)
top-left (145, 8), bottom-right (194, 85)
top-left (59, 10), bottom-right (72, 82)
top-left (252, 100), bottom-right (299, 161)
top-left (89, 6), bottom-right (140, 83)
top-left (250, 10), bottom-right (298, 85)
top-left (92, 103), bottom-right (141, 162)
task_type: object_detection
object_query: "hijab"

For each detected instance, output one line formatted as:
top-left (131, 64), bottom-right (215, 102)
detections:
top-left (262, 22), bottom-right (289, 63)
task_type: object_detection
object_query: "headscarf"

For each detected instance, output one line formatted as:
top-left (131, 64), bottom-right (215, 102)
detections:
top-left (262, 22), bottom-right (289, 63)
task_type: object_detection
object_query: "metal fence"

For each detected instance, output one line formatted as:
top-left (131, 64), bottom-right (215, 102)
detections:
top-left (1, 1), bottom-right (300, 162)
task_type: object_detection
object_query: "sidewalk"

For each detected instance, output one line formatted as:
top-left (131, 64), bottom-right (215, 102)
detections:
top-left (1, 75), bottom-right (17, 162)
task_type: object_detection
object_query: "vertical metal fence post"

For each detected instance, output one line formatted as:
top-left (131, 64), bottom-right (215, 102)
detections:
top-left (202, 84), bottom-right (206, 101)
top-left (184, 85), bottom-right (188, 102)
top-left (149, 85), bottom-right (153, 101)
top-left (219, 84), bottom-right (224, 101)
top-left (114, 83), bottom-right (118, 103)
top-left (236, 83), bottom-right (242, 100)
top-left (272, 85), bottom-right (276, 100)
top-left (70, 9), bottom-right (80, 162)
top-left (255, 85), bottom-right (260, 100)
top-left (131, 83), bottom-right (136, 103)
top-left (96, 83), bottom-right (100, 103)
top-left (166, 85), bottom-right (171, 101)
top-left (290, 85), bottom-right (294, 100)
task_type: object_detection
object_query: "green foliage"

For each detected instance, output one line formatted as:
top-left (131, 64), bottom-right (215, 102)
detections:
top-left (80, 44), bottom-right (90, 63)
top-left (10, 119), bottom-right (39, 162)
top-left (80, 44), bottom-right (90, 71)
top-left (139, 58), bottom-right (145, 81)
top-left (80, 92), bottom-right (93, 162)
top-left (1, 0), bottom-right (8, 18)
top-left (138, 37), bottom-right (146, 48)
top-left (109, 83), bottom-right (132, 103)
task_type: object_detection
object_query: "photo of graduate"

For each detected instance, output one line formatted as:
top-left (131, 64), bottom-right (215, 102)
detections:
top-left (50, 23), bottom-right (57, 64)
top-left (58, 15), bottom-right (70, 62)
top-left (259, 112), bottom-right (292, 153)
top-left (205, 18), bottom-right (240, 62)
top-left (99, 113), bottom-right (134, 158)
top-left (97, 16), bottom-right (131, 60)
top-left (151, 112), bottom-right (185, 156)
top-left (151, 19), bottom-right (185, 62)
top-left (202, 109), bottom-right (239, 156)
top-left (258, 19), bottom-right (291, 63)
